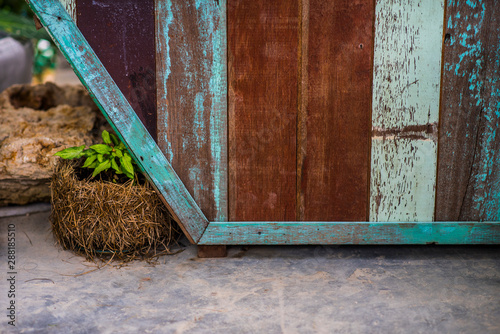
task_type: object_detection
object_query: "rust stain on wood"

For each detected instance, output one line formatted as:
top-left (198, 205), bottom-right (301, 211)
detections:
top-left (372, 123), bottom-right (438, 141)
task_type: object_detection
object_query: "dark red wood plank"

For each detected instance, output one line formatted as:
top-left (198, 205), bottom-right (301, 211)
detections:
top-left (228, 0), bottom-right (299, 221)
top-left (77, 0), bottom-right (157, 141)
top-left (436, 0), bottom-right (500, 221)
top-left (299, 0), bottom-right (374, 221)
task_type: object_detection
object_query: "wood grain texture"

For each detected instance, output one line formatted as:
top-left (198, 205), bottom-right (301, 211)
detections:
top-left (299, 0), bottom-right (374, 221)
top-left (436, 0), bottom-right (500, 221)
top-left (28, 0), bottom-right (208, 243)
top-left (156, 0), bottom-right (227, 222)
top-left (77, 0), bottom-right (157, 141)
top-left (60, 0), bottom-right (76, 23)
top-left (198, 221), bottom-right (500, 245)
top-left (228, 0), bottom-right (299, 221)
top-left (370, 0), bottom-right (444, 222)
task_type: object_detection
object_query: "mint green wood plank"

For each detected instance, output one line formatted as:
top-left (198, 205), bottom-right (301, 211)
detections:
top-left (60, 0), bottom-right (76, 23)
top-left (198, 222), bottom-right (500, 245)
top-left (370, 0), bottom-right (445, 222)
top-left (27, 0), bottom-right (208, 243)
top-left (156, 0), bottom-right (227, 222)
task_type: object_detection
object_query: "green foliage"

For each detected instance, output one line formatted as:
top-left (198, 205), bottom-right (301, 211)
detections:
top-left (0, 9), bottom-right (49, 41)
top-left (54, 130), bottom-right (137, 180)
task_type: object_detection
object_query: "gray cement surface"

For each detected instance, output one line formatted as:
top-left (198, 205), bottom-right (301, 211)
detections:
top-left (0, 208), bottom-right (499, 333)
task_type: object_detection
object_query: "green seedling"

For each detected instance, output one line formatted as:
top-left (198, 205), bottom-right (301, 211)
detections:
top-left (54, 130), bottom-right (137, 180)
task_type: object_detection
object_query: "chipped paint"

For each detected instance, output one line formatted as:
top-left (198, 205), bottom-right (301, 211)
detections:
top-left (60, 0), bottom-right (77, 23)
top-left (370, 0), bottom-right (444, 222)
top-left (156, 0), bottom-right (227, 222)
top-left (198, 221), bottom-right (500, 245)
top-left (436, 0), bottom-right (500, 221)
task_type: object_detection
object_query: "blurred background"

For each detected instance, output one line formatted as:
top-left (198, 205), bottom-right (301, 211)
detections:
top-left (0, 0), bottom-right (79, 91)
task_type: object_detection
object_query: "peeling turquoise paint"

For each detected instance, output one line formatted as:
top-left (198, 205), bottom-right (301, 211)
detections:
top-left (157, 0), bottom-right (174, 163)
top-left (198, 222), bottom-right (500, 245)
top-left (441, 0), bottom-right (500, 221)
top-left (157, 0), bottom-right (227, 222)
top-left (209, 0), bottom-right (228, 222)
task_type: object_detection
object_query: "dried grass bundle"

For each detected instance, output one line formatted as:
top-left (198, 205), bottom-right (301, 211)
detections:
top-left (50, 160), bottom-right (180, 262)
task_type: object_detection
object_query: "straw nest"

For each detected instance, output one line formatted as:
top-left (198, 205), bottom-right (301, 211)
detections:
top-left (50, 160), bottom-right (180, 261)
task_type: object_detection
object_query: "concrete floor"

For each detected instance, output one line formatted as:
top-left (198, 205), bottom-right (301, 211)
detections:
top-left (0, 205), bottom-right (499, 333)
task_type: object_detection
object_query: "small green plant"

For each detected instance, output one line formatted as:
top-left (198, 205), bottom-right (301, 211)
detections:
top-left (54, 130), bottom-right (137, 180)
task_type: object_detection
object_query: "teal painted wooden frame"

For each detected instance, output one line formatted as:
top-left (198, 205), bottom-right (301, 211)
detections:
top-left (28, 0), bottom-right (500, 245)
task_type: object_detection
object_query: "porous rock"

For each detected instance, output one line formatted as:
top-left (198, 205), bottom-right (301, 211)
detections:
top-left (0, 82), bottom-right (109, 206)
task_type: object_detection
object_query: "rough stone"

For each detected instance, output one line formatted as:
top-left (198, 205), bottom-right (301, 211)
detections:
top-left (0, 82), bottom-right (109, 206)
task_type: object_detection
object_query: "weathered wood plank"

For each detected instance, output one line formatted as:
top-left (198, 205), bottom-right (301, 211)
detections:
top-left (27, 0), bottom-right (208, 243)
top-left (299, 0), bottom-right (373, 221)
top-left (60, 0), bottom-right (76, 23)
top-left (228, 0), bottom-right (299, 221)
top-left (370, 0), bottom-right (444, 222)
top-left (436, 0), bottom-right (500, 221)
top-left (198, 221), bottom-right (500, 245)
top-left (156, 0), bottom-right (227, 222)
top-left (77, 0), bottom-right (157, 141)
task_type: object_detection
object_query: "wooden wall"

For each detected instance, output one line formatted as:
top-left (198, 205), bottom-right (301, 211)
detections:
top-left (75, 0), bottom-right (157, 141)
top-left (67, 0), bottom-right (500, 223)
top-left (436, 0), bottom-right (500, 221)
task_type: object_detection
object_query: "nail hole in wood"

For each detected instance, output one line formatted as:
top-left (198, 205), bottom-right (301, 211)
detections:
top-left (444, 33), bottom-right (451, 41)
top-left (359, 43), bottom-right (363, 49)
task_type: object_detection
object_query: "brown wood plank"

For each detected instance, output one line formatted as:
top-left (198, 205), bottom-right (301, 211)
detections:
top-left (299, 0), bottom-right (374, 221)
top-left (228, 0), bottom-right (299, 221)
top-left (156, 0), bottom-right (227, 222)
top-left (436, 0), bottom-right (500, 221)
top-left (77, 0), bottom-right (157, 141)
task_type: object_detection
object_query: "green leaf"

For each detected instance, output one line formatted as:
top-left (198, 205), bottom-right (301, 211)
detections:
top-left (110, 133), bottom-right (120, 146)
top-left (111, 158), bottom-right (122, 174)
top-left (92, 160), bottom-right (111, 178)
top-left (120, 154), bottom-right (134, 176)
top-left (83, 148), bottom-right (97, 157)
top-left (102, 130), bottom-right (112, 145)
top-left (54, 145), bottom-right (85, 159)
top-left (117, 142), bottom-right (126, 150)
top-left (88, 161), bottom-right (99, 169)
top-left (0, 10), bottom-right (51, 41)
top-left (82, 155), bottom-right (97, 168)
top-left (124, 151), bottom-right (137, 165)
top-left (97, 154), bottom-right (104, 163)
top-left (112, 148), bottom-right (123, 158)
top-left (90, 144), bottom-right (112, 154)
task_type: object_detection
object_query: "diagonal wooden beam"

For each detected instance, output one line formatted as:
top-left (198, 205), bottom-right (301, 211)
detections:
top-left (26, 0), bottom-right (208, 243)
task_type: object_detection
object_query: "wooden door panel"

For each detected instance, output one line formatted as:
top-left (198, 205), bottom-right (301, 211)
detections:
top-left (436, 0), bottom-right (500, 221)
top-left (228, 0), bottom-right (299, 221)
top-left (156, 0), bottom-right (227, 222)
top-left (299, 0), bottom-right (374, 221)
